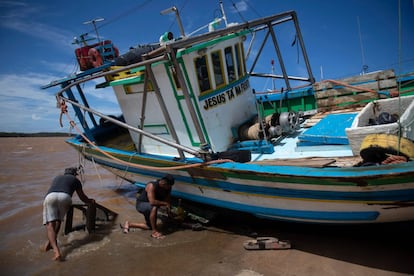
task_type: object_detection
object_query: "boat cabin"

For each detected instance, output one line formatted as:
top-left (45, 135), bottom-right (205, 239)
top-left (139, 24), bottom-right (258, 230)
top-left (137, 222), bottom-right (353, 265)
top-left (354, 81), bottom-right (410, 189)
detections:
top-left (109, 31), bottom-right (257, 156)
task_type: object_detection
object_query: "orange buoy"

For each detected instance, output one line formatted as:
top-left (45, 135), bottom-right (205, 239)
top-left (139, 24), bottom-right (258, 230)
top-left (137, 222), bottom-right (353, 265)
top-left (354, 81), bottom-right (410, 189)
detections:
top-left (88, 47), bottom-right (103, 67)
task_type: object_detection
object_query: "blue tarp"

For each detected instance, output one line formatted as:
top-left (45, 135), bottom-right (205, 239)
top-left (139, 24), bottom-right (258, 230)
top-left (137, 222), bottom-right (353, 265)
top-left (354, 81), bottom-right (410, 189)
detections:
top-left (298, 113), bottom-right (357, 145)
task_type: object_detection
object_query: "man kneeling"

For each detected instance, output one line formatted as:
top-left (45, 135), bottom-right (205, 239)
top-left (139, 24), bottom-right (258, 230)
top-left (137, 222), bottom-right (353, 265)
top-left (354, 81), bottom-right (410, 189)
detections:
top-left (122, 174), bottom-right (174, 239)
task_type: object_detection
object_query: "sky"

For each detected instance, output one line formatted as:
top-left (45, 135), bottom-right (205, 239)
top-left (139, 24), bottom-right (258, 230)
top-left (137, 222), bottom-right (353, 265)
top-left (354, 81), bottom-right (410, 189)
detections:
top-left (0, 0), bottom-right (413, 133)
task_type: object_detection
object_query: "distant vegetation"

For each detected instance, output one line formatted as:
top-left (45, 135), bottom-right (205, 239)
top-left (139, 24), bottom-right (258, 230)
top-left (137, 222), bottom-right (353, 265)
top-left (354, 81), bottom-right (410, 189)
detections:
top-left (0, 132), bottom-right (76, 137)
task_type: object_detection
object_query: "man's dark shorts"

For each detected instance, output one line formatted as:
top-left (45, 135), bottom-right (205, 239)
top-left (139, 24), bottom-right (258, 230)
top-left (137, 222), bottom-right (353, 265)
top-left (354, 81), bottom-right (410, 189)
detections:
top-left (136, 200), bottom-right (152, 229)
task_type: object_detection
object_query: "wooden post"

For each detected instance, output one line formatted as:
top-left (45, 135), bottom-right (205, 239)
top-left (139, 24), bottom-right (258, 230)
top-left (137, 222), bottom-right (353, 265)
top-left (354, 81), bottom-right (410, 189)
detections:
top-left (64, 205), bottom-right (74, 235)
top-left (86, 203), bottom-right (96, 233)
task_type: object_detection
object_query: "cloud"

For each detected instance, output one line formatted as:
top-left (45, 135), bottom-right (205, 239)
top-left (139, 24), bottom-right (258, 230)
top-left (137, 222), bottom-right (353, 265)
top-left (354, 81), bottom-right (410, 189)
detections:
top-left (0, 2), bottom-right (73, 50)
top-left (0, 72), bottom-right (61, 132)
top-left (0, 70), bottom-right (121, 132)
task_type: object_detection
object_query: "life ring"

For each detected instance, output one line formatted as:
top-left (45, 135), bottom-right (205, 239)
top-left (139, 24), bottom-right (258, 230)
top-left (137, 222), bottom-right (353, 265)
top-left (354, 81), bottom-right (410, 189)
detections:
top-left (88, 47), bottom-right (103, 68)
top-left (359, 133), bottom-right (414, 163)
top-left (79, 56), bottom-right (89, 71)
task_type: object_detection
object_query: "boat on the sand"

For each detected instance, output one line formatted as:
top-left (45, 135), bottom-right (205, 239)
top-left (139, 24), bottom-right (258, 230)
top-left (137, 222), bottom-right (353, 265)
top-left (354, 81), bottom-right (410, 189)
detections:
top-left (42, 2), bottom-right (414, 224)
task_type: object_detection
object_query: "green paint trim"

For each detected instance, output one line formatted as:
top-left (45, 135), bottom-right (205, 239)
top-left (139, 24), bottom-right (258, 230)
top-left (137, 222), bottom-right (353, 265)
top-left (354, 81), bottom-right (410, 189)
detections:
top-left (163, 59), bottom-right (211, 147)
top-left (177, 30), bottom-right (251, 57)
top-left (178, 58), bottom-right (211, 146)
top-left (163, 62), bottom-right (199, 146)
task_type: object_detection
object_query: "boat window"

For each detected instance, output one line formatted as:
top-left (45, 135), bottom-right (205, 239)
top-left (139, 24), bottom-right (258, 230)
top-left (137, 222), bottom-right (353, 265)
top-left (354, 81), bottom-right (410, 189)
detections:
top-left (225, 46), bottom-right (236, 83)
top-left (235, 43), bottom-right (245, 77)
top-left (194, 55), bottom-right (211, 92)
top-left (211, 50), bottom-right (225, 88)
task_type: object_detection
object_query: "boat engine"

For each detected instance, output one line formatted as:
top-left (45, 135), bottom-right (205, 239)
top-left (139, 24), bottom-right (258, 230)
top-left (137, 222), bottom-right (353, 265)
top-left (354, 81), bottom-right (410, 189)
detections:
top-left (238, 111), bottom-right (301, 141)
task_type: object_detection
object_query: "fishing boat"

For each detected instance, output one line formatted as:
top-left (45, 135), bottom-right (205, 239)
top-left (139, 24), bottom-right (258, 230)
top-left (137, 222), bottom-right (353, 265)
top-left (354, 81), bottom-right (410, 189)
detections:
top-left (42, 3), bottom-right (414, 224)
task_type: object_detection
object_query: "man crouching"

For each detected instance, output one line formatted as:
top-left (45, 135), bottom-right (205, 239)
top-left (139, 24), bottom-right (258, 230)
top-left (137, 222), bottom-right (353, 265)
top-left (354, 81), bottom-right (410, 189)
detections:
top-left (122, 174), bottom-right (174, 239)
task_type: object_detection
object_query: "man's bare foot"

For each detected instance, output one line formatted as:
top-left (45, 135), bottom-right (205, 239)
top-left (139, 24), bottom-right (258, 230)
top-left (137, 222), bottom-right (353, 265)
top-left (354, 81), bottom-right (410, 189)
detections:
top-left (121, 221), bottom-right (129, 234)
top-left (43, 241), bottom-right (52, 252)
top-left (151, 231), bottom-right (165, 240)
top-left (52, 251), bottom-right (62, 261)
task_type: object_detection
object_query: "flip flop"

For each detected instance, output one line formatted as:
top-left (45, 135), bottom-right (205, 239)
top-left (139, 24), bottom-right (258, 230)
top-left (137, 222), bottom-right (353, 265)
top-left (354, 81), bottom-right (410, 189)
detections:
top-left (119, 223), bottom-right (129, 234)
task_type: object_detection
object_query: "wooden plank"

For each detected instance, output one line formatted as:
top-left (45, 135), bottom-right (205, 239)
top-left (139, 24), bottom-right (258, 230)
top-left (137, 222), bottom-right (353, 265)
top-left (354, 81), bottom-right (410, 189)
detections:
top-left (314, 79), bottom-right (396, 93)
top-left (316, 92), bottom-right (378, 108)
top-left (314, 79), bottom-right (397, 98)
top-left (315, 88), bottom-right (376, 99)
top-left (313, 69), bottom-right (395, 91)
top-left (312, 70), bottom-right (397, 112)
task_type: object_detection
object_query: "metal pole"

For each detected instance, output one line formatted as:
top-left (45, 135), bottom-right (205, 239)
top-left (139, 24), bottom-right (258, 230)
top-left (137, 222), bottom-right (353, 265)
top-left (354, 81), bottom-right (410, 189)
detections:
top-left (291, 12), bottom-right (315, 83)
top-left (76, 84), bottom-right (98, 128)
top-left (248, 30), bottom-right (270, 74)
top-left (268, 24), bottom-right (291, 91)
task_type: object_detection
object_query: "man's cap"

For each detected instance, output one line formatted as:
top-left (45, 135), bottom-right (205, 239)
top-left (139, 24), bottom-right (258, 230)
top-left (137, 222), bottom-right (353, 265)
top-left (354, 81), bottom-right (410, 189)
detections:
top-left (64, 167), bottom-right (78, 176)
top-left (161, 174), bottom-right (175, 185)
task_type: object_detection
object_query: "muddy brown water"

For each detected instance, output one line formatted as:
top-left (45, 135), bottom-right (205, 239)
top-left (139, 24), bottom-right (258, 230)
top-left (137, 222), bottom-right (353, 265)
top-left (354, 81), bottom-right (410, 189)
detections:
top-left (0, 137), bottom-right (413, 275)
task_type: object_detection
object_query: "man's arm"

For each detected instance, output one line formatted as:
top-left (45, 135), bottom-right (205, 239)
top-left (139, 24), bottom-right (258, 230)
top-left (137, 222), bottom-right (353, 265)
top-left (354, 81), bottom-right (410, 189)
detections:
top-left (75, 188), bottom-right (94, 204)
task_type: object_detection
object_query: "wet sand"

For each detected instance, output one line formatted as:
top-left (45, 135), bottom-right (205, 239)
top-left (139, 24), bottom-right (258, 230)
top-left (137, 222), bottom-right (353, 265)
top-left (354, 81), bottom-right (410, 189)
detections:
top-left (1, 137), bottom-right (413, 275)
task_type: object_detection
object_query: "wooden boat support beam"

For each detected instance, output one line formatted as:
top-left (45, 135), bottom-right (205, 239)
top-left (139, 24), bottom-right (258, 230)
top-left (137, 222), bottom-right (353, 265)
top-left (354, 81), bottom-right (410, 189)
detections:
top-left (60, 97), bottom-right (202, 157)
top-left (166, 47), bottom-right (209, 148)
top-left (144, 58), bottom-right (186, 159)
top-left (137, 72), bottom-right (149, 154)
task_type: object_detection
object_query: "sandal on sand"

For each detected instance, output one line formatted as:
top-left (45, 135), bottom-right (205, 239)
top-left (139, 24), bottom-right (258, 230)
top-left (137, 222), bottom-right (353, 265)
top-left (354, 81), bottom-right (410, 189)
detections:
top-left (120, 223), bottom-right (129, 234)
top-left (151, 232), bottom-right (165, 240)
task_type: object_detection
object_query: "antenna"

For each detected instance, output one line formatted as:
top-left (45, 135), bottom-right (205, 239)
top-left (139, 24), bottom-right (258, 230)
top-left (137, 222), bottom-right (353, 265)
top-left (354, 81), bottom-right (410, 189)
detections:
top-left (219, 0), bottom-right (228, 27)
top-left (160, 6), bottom-right (185, 38)
top-left (357, 16), bottom-right (368, 74)
top-left (83, 18), bottom-right (104, 43)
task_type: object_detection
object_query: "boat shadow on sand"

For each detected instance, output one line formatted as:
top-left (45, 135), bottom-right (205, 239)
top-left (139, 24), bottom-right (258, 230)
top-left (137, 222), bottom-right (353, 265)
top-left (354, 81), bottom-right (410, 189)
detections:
top-left (204, 207), bottom-right (414, 274)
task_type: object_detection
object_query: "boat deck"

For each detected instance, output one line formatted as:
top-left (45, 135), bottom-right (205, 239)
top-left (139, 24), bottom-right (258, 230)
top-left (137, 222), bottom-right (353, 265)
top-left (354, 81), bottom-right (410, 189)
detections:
top-left (92, 121), bottom-right (362, 168)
